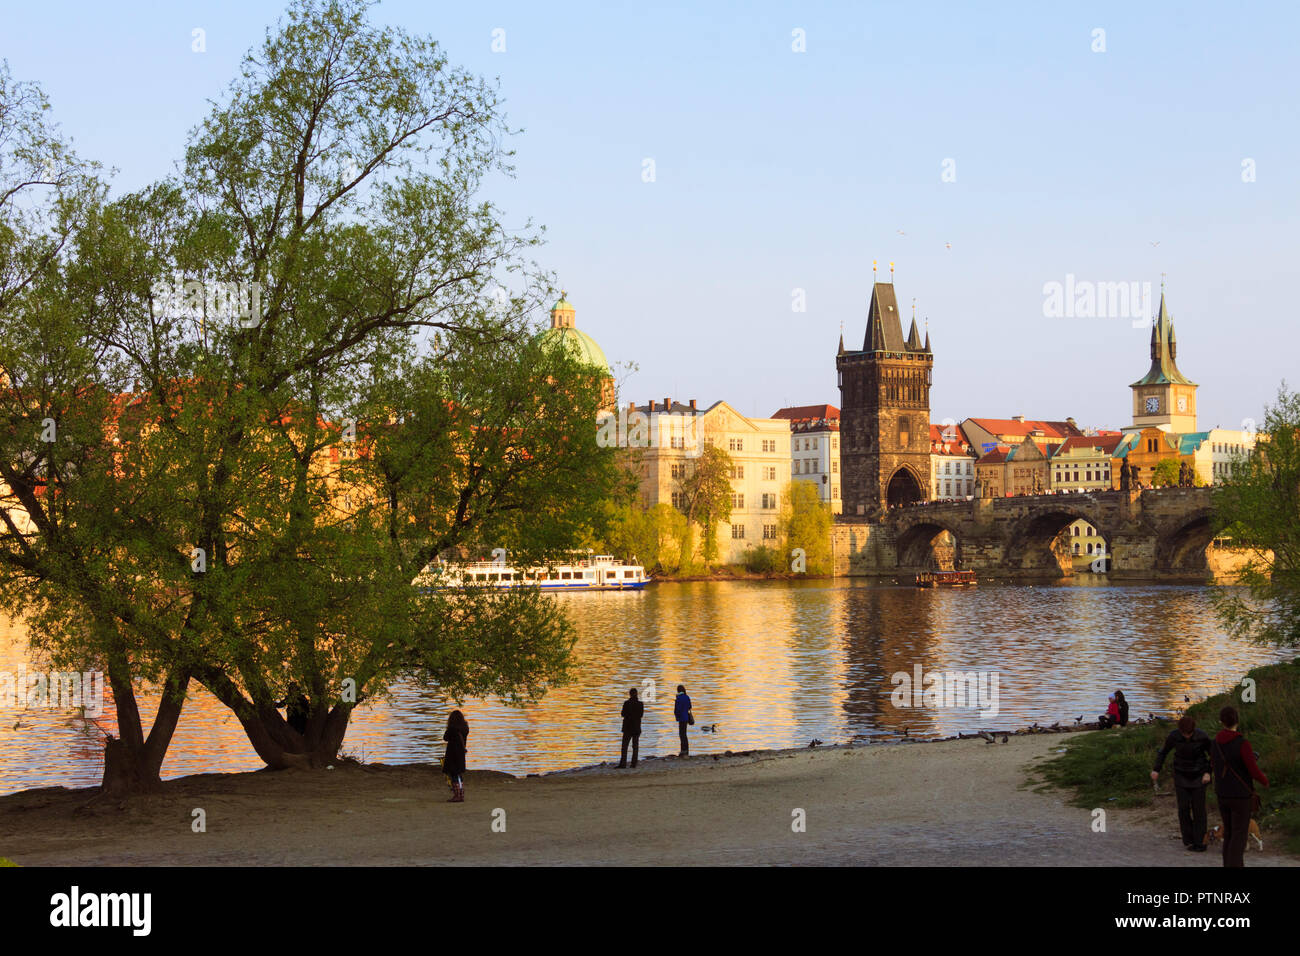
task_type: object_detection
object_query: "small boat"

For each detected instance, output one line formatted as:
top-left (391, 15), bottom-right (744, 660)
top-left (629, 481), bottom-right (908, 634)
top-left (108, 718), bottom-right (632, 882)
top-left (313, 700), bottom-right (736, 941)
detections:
top-left (915, 569), bottom-right (977, 588)
top-left (415, 553), bottom-right (651, 592)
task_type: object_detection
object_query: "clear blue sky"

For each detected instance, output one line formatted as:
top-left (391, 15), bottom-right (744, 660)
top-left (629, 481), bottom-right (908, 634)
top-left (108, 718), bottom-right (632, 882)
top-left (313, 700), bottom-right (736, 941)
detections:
top-left (4, 0), bottom-right (1296, 432)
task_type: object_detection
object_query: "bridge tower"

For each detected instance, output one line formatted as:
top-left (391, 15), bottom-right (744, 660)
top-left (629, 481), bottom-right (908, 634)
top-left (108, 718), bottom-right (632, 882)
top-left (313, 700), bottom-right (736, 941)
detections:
top-left (837, 277), bottom-right (933, 517)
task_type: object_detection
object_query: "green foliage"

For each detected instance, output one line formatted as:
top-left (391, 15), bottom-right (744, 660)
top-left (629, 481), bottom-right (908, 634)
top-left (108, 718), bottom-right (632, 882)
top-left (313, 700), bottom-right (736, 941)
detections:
top-left (0, 857), bottom-right (18, 867)
top-left (674, 444), bottom-right (733, 568)
top-left (0, 1), bottom-right (623, 777)
top-left (780, 481), bottom-right (832, 574)
top-left (741, 545), bottom-right (783, 573)
top-left (1211, 383), bottom-right (1300, 646)
top-left (1151, 458), bottom-right (1181, 488)
top-left (1035, 658), bottom-right (1300, 854)
top-left (598, 500), bottom-right (687, 573)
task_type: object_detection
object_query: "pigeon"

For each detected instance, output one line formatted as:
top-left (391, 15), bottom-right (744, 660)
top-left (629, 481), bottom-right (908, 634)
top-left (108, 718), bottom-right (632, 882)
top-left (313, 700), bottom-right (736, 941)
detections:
top-left (1075, 716), bottom-right (1083, 725)
top-left (808, 738), bottom-right (823, 748)
top-left (979, 731), bottom-right (996, 744)
top-left (1184, 695), bottom-right (1190, 703)
top-left (1001, 735), bottom-right (1009, 744)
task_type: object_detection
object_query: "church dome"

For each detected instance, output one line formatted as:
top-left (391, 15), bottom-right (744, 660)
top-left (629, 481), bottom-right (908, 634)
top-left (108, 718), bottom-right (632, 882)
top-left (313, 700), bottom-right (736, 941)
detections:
top-left (536, 291), bottom-right (610, 373)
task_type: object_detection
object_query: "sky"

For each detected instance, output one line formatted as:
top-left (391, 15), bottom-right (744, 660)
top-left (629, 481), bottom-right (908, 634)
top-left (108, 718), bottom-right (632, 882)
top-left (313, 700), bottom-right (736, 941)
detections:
top-left (3, 0), bottom-right (1296, 433)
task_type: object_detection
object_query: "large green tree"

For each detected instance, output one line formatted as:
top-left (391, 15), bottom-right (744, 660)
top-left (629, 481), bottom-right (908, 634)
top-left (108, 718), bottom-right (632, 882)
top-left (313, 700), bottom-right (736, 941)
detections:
top-left (1211, 384), bottom-right (1300, 646)
top-left (675, 444), bottom-right (733, 568)
top-left (0, 2), bottom-right (622, 792)
top-left (780, 480), bottom-right (832, 574)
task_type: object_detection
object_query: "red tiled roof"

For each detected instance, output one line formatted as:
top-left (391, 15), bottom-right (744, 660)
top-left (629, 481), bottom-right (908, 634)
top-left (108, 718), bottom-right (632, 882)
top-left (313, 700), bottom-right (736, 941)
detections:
top-left (976, 444), bottom-right (1013, 464)
top-left (771, 404), bottom-right (839, 422)
top-left (967, 418), bottom-right (1082, 439)
top-left (1057, 435), bottom-right (1125, 455)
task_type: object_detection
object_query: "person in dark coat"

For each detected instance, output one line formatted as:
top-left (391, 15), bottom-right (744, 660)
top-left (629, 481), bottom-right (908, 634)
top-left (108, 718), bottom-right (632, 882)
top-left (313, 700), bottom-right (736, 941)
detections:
top-left (674, 684), bottom-right (693, 757)
top-left (618, 688), bottom-right (644, 768)
top-left (1211, 705), bottom-right (1269, 867)
top-left (442, 709), bottom-right (468, 802)
top-left (1151, 715), bottom-right (1212, 849)
top-left (1115, 690), bottom-right (1130, 727)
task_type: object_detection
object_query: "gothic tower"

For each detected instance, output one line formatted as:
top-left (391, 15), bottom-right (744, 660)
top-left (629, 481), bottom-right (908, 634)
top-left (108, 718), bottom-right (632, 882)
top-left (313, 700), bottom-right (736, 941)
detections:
top-left (1130, 292), bottom-right (1197, 433)
top-left (837, 280), bottom-right (933, 516)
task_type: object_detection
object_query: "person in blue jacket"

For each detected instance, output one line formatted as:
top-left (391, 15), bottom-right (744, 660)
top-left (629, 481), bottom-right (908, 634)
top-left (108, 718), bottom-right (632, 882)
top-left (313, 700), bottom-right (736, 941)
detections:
top-left (674, 685), bottom-right (693, 757)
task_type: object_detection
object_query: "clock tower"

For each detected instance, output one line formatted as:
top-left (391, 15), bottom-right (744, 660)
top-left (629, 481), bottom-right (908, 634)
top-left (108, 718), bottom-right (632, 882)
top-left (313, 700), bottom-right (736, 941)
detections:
top-left (1130, 292), bottom-right (1197, 432)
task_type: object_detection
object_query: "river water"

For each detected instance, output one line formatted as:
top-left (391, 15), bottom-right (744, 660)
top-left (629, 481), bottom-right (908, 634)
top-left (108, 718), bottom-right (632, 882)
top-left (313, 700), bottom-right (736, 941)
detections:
top-left (0, 580), bottom-right (1289, 795)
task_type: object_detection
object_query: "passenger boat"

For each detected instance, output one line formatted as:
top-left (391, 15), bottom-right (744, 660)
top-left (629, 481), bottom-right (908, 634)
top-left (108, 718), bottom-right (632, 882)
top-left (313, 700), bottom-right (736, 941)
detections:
top-left (914, 569), bottom-right (977, 588)
top-left (415, 553), bottom-right (651, 592)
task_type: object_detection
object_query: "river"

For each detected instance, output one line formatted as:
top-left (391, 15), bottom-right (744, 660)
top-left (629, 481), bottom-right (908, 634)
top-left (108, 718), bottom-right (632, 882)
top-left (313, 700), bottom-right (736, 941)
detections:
top-left (0, 579), bottom-right (1289, 795)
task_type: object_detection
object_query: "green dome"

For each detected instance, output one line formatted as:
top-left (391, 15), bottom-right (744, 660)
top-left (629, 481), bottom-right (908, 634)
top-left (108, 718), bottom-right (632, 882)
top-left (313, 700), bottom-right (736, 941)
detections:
top-left (538, 326), bottom-right (610, 372)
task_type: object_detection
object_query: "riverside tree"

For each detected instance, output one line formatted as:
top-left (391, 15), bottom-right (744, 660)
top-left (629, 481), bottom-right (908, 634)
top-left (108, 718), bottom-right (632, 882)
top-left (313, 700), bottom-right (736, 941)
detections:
top-left (780, 481), bottom-right (832, 574)
top-left (0, 1), bottom-right (622, 791)
top-left (1211, 384), bottom-right (1300, 646)
top-left (674, 444), bottom-right (733, 568)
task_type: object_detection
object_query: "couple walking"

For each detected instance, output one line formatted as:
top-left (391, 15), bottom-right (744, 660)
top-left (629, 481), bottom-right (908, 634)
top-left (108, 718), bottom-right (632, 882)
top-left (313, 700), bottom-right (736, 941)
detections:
top-left (618, 684), bottom-right (694, 768)
top-left (1151, 705), bottom-right (1268, 866)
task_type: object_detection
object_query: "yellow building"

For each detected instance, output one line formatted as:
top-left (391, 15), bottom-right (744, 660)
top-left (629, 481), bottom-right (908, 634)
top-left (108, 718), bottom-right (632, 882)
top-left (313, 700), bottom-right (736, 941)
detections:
top-left (624, 398), bottom-right (792, 564)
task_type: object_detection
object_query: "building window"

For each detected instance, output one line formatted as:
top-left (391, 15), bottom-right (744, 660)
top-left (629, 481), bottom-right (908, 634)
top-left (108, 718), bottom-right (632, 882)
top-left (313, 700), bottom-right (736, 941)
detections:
top-left (762, 493), bottom-right (777, 509)
top-left (731, 493), bottom-right (744, 508)
top-left (812, 438), bottom-right (818, 450)
top-left (763, 466), bottom-right (776, 481)
top-left (671, 463), bottom-right (686, 479)
top-left (763, 524), bottom-right (778, 539)
top-left (729, 465), bottom-right (744, 479)
top-left (761, 439), bottom-right (775, 453)
top-left (832, 438), bottom-right (838, 450)
top-left (832, 485), bottom-right (839, 499)
top-left (731, 524), bottom-right (746, 539)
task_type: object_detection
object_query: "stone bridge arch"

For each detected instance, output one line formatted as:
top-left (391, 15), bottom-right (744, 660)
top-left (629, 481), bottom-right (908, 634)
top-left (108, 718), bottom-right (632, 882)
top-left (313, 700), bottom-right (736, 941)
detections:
top-left (1154, 507), bottom-right (1217, 576)
top-left (1001, 502), bottom-right (1117, 577)
top-left (894, 517), bottom-right (964, 571)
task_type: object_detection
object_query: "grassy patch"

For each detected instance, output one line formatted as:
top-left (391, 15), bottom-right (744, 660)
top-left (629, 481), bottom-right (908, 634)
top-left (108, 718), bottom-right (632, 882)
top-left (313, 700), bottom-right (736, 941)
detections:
top-left (0, 858), bottom-right (18, 867)
top-left (1036, 658), bottom-right (1300, 854)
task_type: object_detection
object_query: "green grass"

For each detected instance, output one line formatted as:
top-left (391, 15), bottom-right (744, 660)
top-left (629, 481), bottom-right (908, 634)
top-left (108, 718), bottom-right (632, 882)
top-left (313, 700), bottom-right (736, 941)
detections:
top-left (0, 858), bottom-right (18, 867)
top-left (1035, 658), bottom-right (1300, 854)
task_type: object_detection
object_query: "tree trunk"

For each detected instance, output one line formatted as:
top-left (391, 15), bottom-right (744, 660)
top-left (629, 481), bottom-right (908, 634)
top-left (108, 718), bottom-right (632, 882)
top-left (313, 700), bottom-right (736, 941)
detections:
top-left (99, 665), bottom-right (190, 797)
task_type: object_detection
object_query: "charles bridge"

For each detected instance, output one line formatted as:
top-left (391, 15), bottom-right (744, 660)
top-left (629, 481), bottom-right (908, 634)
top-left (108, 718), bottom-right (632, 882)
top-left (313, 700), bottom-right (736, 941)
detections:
top-left (830, 487), bottom-right (1242, 582)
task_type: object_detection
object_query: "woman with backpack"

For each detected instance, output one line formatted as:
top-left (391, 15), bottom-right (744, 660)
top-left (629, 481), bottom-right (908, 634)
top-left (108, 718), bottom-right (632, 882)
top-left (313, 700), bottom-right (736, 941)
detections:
top-left (1211, 705), bottom-right (1268, 867)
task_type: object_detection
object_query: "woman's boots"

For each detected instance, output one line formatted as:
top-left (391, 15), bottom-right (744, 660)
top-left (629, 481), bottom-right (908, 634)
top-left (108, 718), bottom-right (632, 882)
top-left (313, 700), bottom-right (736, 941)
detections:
top-left (447, 778), bottom-right (465, 802)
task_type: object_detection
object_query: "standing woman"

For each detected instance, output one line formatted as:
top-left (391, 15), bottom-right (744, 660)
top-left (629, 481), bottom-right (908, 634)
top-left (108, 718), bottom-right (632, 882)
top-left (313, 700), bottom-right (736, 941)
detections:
top-left (1211, 705), bottom-right (1268, 867)
top-left (442, 710), bottom-right (469, 803)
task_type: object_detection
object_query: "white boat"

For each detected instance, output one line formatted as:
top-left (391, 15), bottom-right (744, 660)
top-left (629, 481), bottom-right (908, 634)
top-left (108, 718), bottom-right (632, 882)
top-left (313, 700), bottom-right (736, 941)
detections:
top-left (415, 553), bottom-right (651, 592)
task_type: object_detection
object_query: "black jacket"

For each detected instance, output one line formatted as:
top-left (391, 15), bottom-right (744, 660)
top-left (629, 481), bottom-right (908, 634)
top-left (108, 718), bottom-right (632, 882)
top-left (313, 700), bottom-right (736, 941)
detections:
top-left (1153, 728), bottom-right (1210, 787)
top-left (621, 698), bottom-right (644, 735)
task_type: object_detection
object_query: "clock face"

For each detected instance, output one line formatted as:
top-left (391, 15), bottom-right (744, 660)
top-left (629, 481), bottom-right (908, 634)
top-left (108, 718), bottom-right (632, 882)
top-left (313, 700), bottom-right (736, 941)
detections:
top-left (1177, 396), bottom-right (1187, 412)
top-left (1145, 396), bottom-right (1160, 413)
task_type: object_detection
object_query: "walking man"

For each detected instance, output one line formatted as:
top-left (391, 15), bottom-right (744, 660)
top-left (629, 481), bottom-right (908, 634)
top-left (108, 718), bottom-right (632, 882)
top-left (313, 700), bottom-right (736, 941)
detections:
top-left (674, 684), bottom-right (693, 757)
top-left (1211, 705), bottom-right (1269, 867)
top-left (1151, 715), bottom-right (1211, 850)
top-left (618, 688), bottom-right (644, 768)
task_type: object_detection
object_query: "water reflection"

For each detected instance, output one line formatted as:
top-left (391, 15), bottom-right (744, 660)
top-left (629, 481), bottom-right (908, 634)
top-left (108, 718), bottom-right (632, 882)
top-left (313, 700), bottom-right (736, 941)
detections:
top-left (0, 581), bottom-right (1288, 794)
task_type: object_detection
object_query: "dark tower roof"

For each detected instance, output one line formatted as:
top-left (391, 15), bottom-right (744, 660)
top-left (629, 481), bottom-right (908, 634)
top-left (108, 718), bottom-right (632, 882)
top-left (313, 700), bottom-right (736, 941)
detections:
top-left (923, 328), bottom-right (931, 352)
top-left (906, 317), bottom-right (922, 350)
top-left (863, 282), bottom-right (908, 352)
top-left (1131, 292), bottom-right (1195, 387)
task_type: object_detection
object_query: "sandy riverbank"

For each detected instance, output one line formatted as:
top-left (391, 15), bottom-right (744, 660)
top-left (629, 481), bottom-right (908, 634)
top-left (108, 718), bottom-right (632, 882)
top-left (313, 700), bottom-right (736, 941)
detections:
top-left (1, 734), bottom-right (1294, 866)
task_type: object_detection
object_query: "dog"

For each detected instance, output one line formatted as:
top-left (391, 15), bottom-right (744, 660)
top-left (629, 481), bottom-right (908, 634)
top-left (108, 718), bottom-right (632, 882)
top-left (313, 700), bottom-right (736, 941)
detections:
top-left (1203, 820), bottom-right (1264, 851)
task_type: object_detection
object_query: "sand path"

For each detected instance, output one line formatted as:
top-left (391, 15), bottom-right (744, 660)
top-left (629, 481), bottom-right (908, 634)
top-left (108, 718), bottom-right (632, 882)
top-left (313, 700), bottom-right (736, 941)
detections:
top-left (1, 735), bottom-right (1293, 866)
